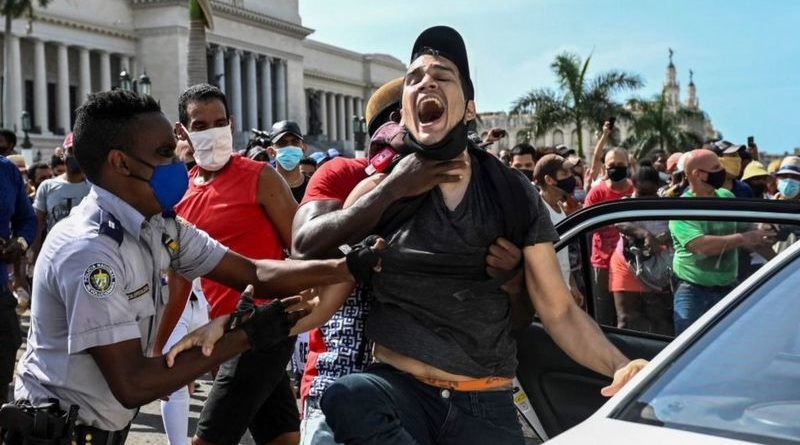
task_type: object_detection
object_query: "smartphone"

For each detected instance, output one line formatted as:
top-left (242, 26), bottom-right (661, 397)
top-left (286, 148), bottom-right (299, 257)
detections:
top-left (747, 136), bottom-right (755, 147)
top-left (606, 117), bottom-right (616, 130)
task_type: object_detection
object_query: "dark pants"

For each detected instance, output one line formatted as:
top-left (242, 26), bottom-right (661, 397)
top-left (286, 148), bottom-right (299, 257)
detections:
top-left (592, 267), bottom-right (617, 327)
top-left (0, 288), bottom-right (21, 403)
top-left (673, 281), bottom-right (732, 335)
top-left (196, 338), bottom-right (299, 445)
top-left (320, 363), bottom-right (524, 445)
top-left (613, 291), bottom-right (673, 336)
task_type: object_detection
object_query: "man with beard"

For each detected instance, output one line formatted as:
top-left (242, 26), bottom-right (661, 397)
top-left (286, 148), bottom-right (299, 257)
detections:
top-left (290, 76), bottom-right (525, 445)
top-left (31, 133), bottom-right (91, 260)
top-left (319, 26), bottom-right (646, 444)
top-left (172, 84), bottom-right (300, 445)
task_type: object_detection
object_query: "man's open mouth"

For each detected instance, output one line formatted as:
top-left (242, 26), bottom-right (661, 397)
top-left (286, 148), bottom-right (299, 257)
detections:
top-left (417, 97), bottom-right (445, 124)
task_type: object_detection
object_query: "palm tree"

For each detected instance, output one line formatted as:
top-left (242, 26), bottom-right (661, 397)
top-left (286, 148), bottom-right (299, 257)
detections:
top-left (622, 93), bottom-right (705, 160)
top-left (2, 0), bottom-right (51, 128)
top-left (187, 0), bottom-right (213, 86)
top-left (510, 52), bottom-right (642, 157)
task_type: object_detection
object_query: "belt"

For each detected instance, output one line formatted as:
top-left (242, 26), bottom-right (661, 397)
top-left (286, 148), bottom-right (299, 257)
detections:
top-left (416, 376), bottom-right (513, 392)
top-left (678, 279), bottom-right (735, 292)
top-left (74, 424), bottom-right (130, 445)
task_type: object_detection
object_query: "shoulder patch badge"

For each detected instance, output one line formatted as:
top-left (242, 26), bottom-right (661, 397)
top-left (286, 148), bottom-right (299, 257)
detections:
top-left (83, 263), bottom-right (117, 298)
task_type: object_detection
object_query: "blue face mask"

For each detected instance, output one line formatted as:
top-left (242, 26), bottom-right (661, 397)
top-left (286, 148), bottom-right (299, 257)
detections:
top-left (275, 146), bottom-right (304, 171)
top-left (128, 155), bottom-right (189, 212)
top-left (778, 178), bottom-right (800, 199)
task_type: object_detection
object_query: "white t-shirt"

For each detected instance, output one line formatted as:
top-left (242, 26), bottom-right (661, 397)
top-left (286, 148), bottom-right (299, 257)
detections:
top-left (543, 198), bottom-right (571, 284)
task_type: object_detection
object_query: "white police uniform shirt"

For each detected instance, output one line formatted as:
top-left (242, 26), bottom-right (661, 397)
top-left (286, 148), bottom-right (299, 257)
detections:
top-left (15, 185), bottom-right (228, 431)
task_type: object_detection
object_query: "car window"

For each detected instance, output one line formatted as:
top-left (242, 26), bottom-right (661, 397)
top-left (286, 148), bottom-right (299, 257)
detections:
top-left (561, 217), bottom-right (800, 337)
top-left (613, 250), bottom-right (800, 443)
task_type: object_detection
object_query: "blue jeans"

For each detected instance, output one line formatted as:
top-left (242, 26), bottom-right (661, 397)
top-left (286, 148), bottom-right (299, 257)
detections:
top-left (320, 363), bottom-right (524, 445)
top-left (673, 281), bottom-right (733, 335)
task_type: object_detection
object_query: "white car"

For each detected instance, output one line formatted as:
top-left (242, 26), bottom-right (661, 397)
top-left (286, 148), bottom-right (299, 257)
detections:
top-left (514, 198), bottom-right (800, 444)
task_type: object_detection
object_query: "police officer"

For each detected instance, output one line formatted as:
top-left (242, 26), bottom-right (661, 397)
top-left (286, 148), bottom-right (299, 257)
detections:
top-left (13, 90), bottom-right (361, 445)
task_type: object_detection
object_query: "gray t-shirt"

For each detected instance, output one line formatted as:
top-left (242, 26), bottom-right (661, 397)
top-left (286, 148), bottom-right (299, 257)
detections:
top-left (368, 156), bottom-right (559, 378)
top-left (33, 176), bottom-right (91, 232)
top-left (15, 186), bottom-right (227, 430)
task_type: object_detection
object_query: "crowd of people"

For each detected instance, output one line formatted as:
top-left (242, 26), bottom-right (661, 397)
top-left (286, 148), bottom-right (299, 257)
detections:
top-left (0, 23), bottom-right (796, 445)
top-left (495, 122), bottom-right (800, 337)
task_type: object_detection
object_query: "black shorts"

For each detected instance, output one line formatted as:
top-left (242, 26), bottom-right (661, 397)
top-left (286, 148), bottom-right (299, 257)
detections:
top-left (196, 337), bottom-right (299, 445)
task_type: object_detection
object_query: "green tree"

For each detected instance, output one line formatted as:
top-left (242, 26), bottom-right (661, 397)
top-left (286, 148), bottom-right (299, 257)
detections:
top-left (2, 0), bottom-right (51, 128)
top-left (187, 0), bottom-right (213, 86)
top-left (622, 93), bottom-right (705, 160)
top-left (510, 52), bottom-right (642, 157)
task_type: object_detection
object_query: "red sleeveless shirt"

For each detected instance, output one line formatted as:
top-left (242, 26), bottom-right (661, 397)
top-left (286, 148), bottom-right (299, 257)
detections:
top-left (175, 155), bottom-right (285, 319)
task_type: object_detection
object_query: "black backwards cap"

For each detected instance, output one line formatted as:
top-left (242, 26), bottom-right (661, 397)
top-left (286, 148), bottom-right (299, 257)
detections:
top-left (410, 26), bottom-right (475, 101)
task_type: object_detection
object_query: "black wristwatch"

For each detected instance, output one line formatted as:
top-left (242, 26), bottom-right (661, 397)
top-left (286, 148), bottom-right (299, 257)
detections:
top-left (225, 294), bottom-right (256, 332)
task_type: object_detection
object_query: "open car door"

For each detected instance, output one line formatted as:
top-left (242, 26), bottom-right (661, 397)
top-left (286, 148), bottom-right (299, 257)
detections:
top-left (514, 198), bottom-right (800, 441)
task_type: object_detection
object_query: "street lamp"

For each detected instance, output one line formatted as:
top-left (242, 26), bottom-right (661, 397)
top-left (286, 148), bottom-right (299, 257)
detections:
top-left (118, 69), bottom-right (152, 96)
top-left (352, 115), bottom-right (366, 153)
top-left (21, 110), bottom-right (32, 149)
top-left (20, 110), bottom-right (33, 165)
top-left (138, 71), bottom-right (152, 96)
top-left (119, 68), bottom-right (132, 91)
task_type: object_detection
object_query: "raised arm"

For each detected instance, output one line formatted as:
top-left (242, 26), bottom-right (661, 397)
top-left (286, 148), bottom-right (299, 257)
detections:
top-left (586, 122), bottom-right (613, 189)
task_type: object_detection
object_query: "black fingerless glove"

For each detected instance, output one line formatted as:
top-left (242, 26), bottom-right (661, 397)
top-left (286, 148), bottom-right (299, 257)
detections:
top-left (340, 234), bottom-right (382, 283)
top-left (241, 299), bottom-right (296, 351)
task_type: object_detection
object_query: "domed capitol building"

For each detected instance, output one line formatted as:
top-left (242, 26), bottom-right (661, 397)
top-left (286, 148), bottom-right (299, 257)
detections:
top-left (0, 0), bottom-right (406, 161)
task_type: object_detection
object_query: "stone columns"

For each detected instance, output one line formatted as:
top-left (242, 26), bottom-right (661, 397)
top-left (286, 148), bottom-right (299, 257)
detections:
top-left (319, 90), bottom-right (328, 139)
top-left (213, 45), bottom-right (226, 93)
top-left (336, 94), bottom-right (345, 142)
top-left (2, 34), bottom-right (22, 130)
top-left (355, 97), bottom-right (364, 118)
top-left (275, 59), bottom-right (287, 121)
top-left (78, 47), bottom-right (91, 107)
top-left (99, 50), bottom-right (111, 91)
top-left (56, 43), bottom-right (71, 134)
top-left (245, 52), bottom-right (258, 130)
top-left (228, 49), bottom-right (242, 131)
top-left (326, 92), bottom-right (336, 141)
top-left (33, 39), bottom-right (48, 133)
top-left (345, 96), bottom-right (353, 147)
top-left (260, 56), bottom-right (273, 129)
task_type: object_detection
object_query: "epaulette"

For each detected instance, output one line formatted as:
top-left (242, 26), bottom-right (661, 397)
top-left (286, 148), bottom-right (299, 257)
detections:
top-left (98, 211), bottom-right (124, 246)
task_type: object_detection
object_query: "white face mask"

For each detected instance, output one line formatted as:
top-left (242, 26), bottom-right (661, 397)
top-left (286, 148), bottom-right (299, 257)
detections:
top-left (184, 124), bottom-right (233, 171)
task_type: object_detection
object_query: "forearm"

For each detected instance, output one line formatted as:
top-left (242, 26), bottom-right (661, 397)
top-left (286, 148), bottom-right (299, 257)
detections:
top-left (125, 330), bottom-right (250, 408)
top-left (544, 305), bottom-right (629, 377)
top-left (525, 243), bottom-right (627, 377)
top-left (688, 234), bottom-right (744, 256)
top-left (293, 183), bottom-right (398, 259)
top-left (588, 135), bottom-right (609, 183)
top-left (253, 258), bottom-right (351, 297)
top-left (290, 282), bottom-right (353, 335)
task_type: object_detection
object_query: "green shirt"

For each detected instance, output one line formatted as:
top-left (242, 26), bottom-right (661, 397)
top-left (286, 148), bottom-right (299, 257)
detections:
top-left (669, 188), bottom-right (738, 287)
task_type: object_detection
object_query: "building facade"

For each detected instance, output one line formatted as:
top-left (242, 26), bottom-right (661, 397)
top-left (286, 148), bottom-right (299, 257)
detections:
top-left (0, 0), bottom-right (406, 162)
top-left (476, 54), bottom-right (716, 158)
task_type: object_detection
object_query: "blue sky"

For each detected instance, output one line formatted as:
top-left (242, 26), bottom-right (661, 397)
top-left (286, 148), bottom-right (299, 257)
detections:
top-left (299, 0), bottom-right (799, 154)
